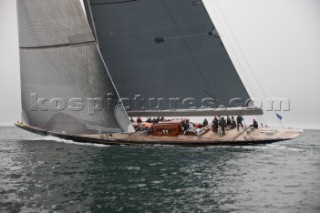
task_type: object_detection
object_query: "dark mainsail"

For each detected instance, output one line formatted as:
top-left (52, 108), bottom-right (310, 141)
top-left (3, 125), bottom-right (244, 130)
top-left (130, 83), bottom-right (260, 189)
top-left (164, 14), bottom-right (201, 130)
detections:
top-left (88, 0), bottom-right (258, 115)
top-left (17, 0), bottom-right (134, 134)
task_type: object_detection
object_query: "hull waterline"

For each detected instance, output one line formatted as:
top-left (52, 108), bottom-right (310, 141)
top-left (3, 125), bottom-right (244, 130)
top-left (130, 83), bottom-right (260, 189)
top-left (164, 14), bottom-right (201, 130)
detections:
top-left (15, 122), bottom-right (303, 146)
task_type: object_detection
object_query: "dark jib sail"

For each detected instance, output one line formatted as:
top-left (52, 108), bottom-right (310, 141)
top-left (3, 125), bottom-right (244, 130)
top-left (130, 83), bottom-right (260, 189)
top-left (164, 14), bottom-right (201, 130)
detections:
top-left (17, 0), bottom-right (134, 134)
top-left (88, 0), bottom-right (261, 116)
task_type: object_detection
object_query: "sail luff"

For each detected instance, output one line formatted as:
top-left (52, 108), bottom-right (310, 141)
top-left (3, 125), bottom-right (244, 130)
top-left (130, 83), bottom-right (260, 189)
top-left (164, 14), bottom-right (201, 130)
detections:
top-left (83, 0), bottom-right (134, 132)
top-left (95, 43), bottom-right (135, 132)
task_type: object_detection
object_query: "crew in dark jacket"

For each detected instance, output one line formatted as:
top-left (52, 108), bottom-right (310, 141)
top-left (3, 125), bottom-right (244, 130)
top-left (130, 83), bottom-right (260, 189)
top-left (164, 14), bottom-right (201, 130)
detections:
top-left (251, 119), bottom-right (258, 129)
top-left (226, 116), bottom-right (231, 127)
top-left (236, 115), bottom-right (244, 131)
top-left (219, 117), bottom-right (226, 135)
top-left (203, 118), bottom-right (208, 127)
top-left (212, 116), bottom-right (219, 133)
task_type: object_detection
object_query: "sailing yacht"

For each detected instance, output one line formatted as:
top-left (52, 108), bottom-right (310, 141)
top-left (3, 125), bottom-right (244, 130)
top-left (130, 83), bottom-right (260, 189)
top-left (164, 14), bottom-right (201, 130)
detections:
top-left (15, 0), bottom-right (302, 145)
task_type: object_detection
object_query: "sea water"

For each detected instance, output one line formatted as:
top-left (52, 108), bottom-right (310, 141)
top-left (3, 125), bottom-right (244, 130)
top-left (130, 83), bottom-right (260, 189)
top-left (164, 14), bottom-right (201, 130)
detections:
top-left (0, 127), bottom-right (319, 212)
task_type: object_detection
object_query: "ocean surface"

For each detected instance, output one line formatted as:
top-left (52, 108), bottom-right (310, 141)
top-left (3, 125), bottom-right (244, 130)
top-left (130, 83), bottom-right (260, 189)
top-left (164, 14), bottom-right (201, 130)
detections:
top-left (0, 127), bottom-right (319, 213)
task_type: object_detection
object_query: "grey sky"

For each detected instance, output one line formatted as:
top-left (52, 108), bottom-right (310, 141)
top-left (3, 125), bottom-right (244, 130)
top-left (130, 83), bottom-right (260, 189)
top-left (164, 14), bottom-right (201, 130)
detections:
top-left (0, 0), bottom-right (319, 129)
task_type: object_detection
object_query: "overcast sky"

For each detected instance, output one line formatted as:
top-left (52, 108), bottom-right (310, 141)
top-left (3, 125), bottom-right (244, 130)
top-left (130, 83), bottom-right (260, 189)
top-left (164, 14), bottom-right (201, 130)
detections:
top-left (0, 0), bottom-right (319, 129)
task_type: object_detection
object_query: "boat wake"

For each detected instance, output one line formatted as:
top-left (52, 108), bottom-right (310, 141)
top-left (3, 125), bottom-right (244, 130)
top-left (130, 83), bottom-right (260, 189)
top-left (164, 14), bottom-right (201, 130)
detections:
top-left (28, 136), bottom-right (111, 148)
top-left (243, 143), bottom-right (304, 152)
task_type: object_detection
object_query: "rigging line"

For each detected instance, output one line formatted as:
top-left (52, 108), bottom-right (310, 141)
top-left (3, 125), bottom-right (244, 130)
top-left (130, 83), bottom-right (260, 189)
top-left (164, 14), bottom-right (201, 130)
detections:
top-left (160, 0), bottom-right (218, 101)
top-left (209, 0), bottom-right (266, 121)
top-left (209, 0), bottom-right (266, 125)
top-left (208, 0), bottom-right (257, 100)
top-left (214, 0), bottom-right (271, 125)
top-left (214, 1), bottom-right (269, 99)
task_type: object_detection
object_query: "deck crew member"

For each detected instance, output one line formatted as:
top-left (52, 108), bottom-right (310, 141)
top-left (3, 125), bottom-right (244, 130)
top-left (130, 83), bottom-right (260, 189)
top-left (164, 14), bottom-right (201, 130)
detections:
top-left (182, 119), bottom-right (190, 134)
top-left (251, 119), bottom-right (258, 129)
top-left (182, 119), bottom-right (196, 134)
top-left (231, 116), bottom-right (236, 129)
top-left (212, 116), bottom-right (219, 133)
top-left (202, 118), bottom-right (208, 127)
top-left (236, 115), bottom-right (244, 131)
top-left (226, 116), bottom-right (231, 128)
top-left (219, 117), bottom-right (226, 135)
top-left (143, 122), bottom-right (154, 134)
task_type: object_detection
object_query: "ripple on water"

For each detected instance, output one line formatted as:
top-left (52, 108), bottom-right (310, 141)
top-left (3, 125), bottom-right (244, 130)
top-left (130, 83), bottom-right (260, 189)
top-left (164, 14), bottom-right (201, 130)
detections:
top-left (0, 127), bottom-right (319, 212)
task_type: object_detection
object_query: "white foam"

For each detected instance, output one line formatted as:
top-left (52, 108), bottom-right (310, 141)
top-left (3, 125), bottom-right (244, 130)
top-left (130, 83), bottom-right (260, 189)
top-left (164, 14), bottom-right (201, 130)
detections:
top-left (242, 143), bottom-right (303, 152)
top-left (267, 144), bottom-right (303, 152)
top-left (29, 136), bottom-right (110, 148)
top-left (127, 166), bottom-right (141, 171)
top-left (152, 180), bottom-right (163, 184)
top-left (153, 144), bottom-right (175, 147)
